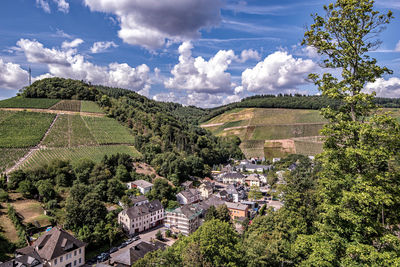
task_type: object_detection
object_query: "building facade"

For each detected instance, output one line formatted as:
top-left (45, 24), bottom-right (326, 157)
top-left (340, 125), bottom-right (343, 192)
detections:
top-left (165, 205), bottom-right (203, 236)
top-left (118, 200), bottom-right (164, 235)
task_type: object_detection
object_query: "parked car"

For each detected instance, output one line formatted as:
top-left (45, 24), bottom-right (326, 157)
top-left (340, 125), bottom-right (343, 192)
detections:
top-left (125, 239), bottom-right (133, 245)
top-left (109, 247), bottom-right (118, 253)
top-left (118, 243), bottom-right (127, 249)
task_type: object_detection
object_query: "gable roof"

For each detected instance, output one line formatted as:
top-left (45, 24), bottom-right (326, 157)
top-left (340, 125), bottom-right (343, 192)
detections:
top-left (18, 227), bottom-right (85, 261)
top-left (178, 189), bottom-right (199, 200)
top-left (112, 241), bottom-right (165, 266)
top-left (124, 200), bottom-right (163, 220)
top-left (222, 172), bottom-right (245, 179)
top-left (225, 202), bottom-right (248, 211)
top-left (132, 180), bottom-right (153, 188)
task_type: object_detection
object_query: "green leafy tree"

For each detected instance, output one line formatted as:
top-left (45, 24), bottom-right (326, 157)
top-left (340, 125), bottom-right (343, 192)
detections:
top-left (298, 0), bottom-right (400, 265)
top-left (17, 180), bottom-right (37, 198)
top-left (216, 204), bottom-right (231, 223)
top-left (36, 179), bottom-right (56, 202)
top-left (248, 185), bottom-right (263, 200)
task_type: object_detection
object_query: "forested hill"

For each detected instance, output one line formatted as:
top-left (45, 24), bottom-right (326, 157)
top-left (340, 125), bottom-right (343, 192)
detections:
top-left (21, 77), bottom-right (242, 185)
top-left (201, 94), bottom-right (400, 123)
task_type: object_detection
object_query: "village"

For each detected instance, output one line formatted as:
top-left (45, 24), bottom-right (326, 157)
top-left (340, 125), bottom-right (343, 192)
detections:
top-left (0, 155), bottom-right (309, 267)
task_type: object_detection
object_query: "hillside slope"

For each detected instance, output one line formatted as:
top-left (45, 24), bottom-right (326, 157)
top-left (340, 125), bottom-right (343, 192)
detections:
top-left (0, 99), bottom-right (140, 173)
top-left (201, 107), bottom-right (400, 159)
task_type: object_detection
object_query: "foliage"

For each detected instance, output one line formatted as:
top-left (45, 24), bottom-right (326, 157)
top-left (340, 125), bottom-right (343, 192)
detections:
top-left (248, 185), bottom-right (263, 200)
top-left (0, 148), bottom-right (29, 172)
top-left (0, 111), bottom-right (55, 148)
top-left (7, 205), bottom-right (27, 247)
top-left (296, 0), bottom-right (400, 265)
top-left (146, 178), bottom-right (177, 208)
top-left (0, 96), bottom-right (59, 109)
top-left (22, 77), bottom-right (98, 100)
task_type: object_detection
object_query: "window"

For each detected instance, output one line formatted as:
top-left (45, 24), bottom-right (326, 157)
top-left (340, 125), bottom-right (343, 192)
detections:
top-left (74, 251), bottom-right (76, 256)
top-left (60, 256), bottom-right (63, 263)
top-left (74, 260), bottom-right (76, 266)
top-left (79, 248), bottom-right (81, 254)
top-left (55, 259), bottom-right (57, 265)
top-left (79, 258), bottom-right (81, 264)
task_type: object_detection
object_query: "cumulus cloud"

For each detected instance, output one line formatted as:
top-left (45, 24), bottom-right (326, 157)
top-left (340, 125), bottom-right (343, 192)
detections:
top-left (0, 58), bottom-right (28, 90)
top-left (395, 41), bottom-right (400, 52)
top-left (35, 0), bottom-right (69, 13)
top-left (238, 49), bottom-right (260, 62)
top-left (36, 0), bottom-right (50, 13)
top-left (61, 38), bottom-right (84, 49)
top-left (165, 41), bottom-right (236, 94)
top-left (364, 77), bottom-right (400, 97)
top-left (53, 0), bottom-right (69, 13)
top-left (84, 0), bottom-right (223, 49)
top-left (90, 41), bottom-right (118, 53)
top-left (241, 51), bottom-right (316, 94)
top-left (17, 39), bottom-right (151, 94)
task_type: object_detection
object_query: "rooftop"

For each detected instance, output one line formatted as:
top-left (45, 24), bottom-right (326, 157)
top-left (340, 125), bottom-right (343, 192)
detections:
top-left (132, 180), bottom-right (153, 188)
top-left (124, 200), bottom-right (163, 219)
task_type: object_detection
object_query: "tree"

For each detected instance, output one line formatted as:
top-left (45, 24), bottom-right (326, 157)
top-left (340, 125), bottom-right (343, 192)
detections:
top-left (36, 179), bottom-right (56, 202)
top-left (156, 230), bottom-right (163, 240)
top-left (215, 205), bottom-right (231, 223)
top-left (17, 180), bottom-right (36, 198)
top-left (248, 185), bottom-right (263, 200)
top-left (298, 0), bottom-right (400, 265)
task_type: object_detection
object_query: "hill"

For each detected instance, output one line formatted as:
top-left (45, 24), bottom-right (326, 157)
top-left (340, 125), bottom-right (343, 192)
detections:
top-left (1, 77), bottom-right (241, 185)
top-left (201, 107), bottom-right (400, 159)
top-left (0, 98), bottom-right (140, 173)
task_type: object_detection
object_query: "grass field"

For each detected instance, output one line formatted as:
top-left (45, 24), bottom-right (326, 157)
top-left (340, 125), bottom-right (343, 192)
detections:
top-left (12, 200), bottom-right (51, 227)
top-left (20, 145), bottom-right (141, 169)
top-left (0, 148), bottom-right (29, 171)
top-left (82, 116), bottom-right (135, 144)
top-left (293, 136), bottom-right (324, 156)
top-left (0, 111), bottom-right (56, 148)
top-left (0, 110), bottom-right (15, 123)
top-left (80, 101), bottom-right (103, 113)
top-left (42, 115), bottom-right (97, 147)
top-left (50, 100), bottom-right (81, 112)
top-left (0, 97), bottom-right (60, 109)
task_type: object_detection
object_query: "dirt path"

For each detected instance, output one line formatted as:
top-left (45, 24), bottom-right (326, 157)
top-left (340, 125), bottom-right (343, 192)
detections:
top-left (200, 122), bottom-right (224, 127)
top-left (5, 114), bottom-right (59, 175)
top-left (0, 108), bottom-right (105, 117)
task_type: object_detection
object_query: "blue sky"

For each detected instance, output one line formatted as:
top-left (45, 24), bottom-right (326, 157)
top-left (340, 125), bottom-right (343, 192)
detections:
top-left (0, 0), bottom-right (399, 107)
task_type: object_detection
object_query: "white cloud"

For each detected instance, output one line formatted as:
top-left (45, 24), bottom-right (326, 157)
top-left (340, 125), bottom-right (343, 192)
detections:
top-left (395, 41), bottom-right (400, 52)
top-left (90, 41), bottom-right (118, 53)
top-left (53, 0), bottom-right (69, 13)
top-left (0, 58), bottom-right (28, 90)
top-left (239, 49), bottom-right (260, 62)
top-left (364, 77), bottom-right (400, 97)
top-left (17, 39), bottom-right (151, 92)
top-left (36, 0), bottom-right (51, 13)
top-left (35, 0), bottom-right (69, 13)
top-left (165, 41), bottom-right (236, 93)
top-left (83, 0), bottom-right (223, 49)
top-left (153, 92), bottom-right (181, 103)
top-left (241, 51), bottom-right (316, 94)
top-left (61, 38), bottom-right (84, 49)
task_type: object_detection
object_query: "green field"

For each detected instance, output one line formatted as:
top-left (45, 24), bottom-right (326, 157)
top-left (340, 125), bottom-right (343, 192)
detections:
top-left (20, 145), bottom-right (141, 169)
top-left (293, 136), bottom-right (324, 156)
top-left (0, 111), bottom-right (55, 148)
top-left (82, 116), bottom-right (135, 144)
top-left (0, 97), bottom-right (59, 109)
top-left (42, 115), bottom-right (97, 147)
top-left (50, 100), bottom-right (81, 112)
top-left (0, 148), bottom-right (29, 171)
top-left (81, 101), bottom-right (103, 113)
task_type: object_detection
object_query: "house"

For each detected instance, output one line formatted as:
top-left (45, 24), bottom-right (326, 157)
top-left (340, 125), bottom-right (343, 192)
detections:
top-left (118, 200), bottom-right (164, 235)
top-left (245, 174), bottom-right (261, 187)
top-left (118, 195), bottom-right (149, 208)
top-left (14, 227), bottom-right (85, 267)
top-left (181, 181), bottom-right (193, 190)
top-left (215, 190), bottom-right (232, 202)
top-left (110, 241), bottom-right (165, 266)
top-left (225, 202), bottom-right (248, 220)
top-left (225, 184), bottom-right (239, 202)
top-left (127, 180), bottom-right (153, 194)
top-left (237, 163), bottom-right (270, 173)
top-left (165, 204), bottom-right (203, 235)
top-left (176, 189), bottom-right (200, 205)
top-left (258, 175), bottom-right (267, 184)
top-left (198, 182), bottom-right (213, 200)
top-left (220, 172), bottom-right (245, 184)
top-left (0, 249), bottom-right (43, 267)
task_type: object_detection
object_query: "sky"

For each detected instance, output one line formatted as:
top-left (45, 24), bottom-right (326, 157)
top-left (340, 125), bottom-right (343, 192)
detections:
top-left (0, 0), bottom-right (399, 107)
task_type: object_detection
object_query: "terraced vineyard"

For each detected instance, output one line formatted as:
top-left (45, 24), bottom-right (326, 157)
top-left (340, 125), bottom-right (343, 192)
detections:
top-left (0, 96), bottom-right (60, 108)
top-left (0, 148), bottom-right (29, 171)
top-left (42, 115), bottom-right (97, 147)
top-left (80, 101), bottom-right (103, 113)
top-left (0, 111), bottom-right (56, 148)
top-left (82, 116), bottom-right (136, 144)
top-left (49, 100), bottom-right (81, 112)
top-left (20, 145), bottom-right (141, 169)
